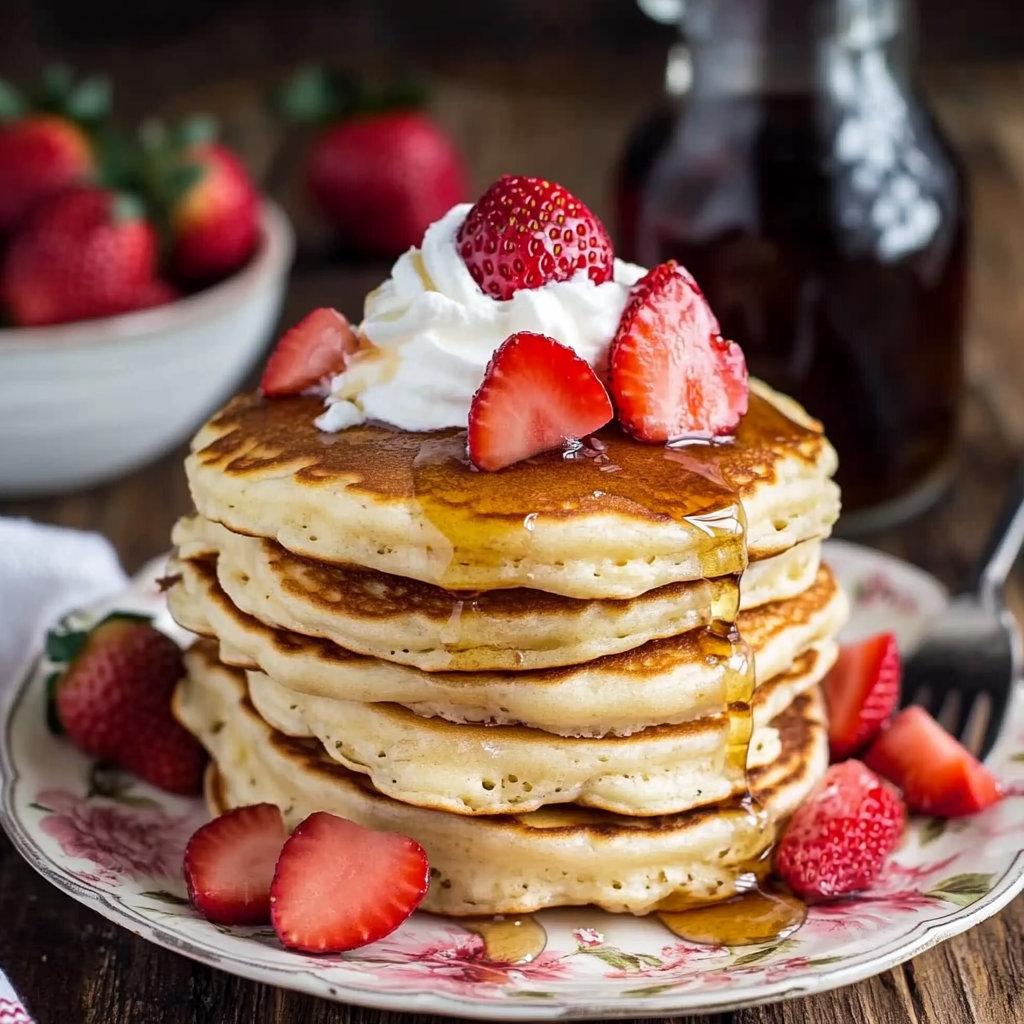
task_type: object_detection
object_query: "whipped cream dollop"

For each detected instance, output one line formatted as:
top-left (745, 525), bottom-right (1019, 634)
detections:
top-left (316, 204), bottom-right (647, 433)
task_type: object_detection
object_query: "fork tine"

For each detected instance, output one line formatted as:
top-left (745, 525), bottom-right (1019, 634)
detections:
top-left (978, 691), bottom-right (1007, 762)
top-left (960, 692), bottom-right (992, 758)
top-left (936, 689), bottom-right (964, 738)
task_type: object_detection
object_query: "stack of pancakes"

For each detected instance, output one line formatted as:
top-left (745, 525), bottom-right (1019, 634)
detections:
top-left (168, 378), bottom-right (846, 916)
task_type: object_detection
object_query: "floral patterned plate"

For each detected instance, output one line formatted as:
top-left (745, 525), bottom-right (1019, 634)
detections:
top-left (3, 541), bottom-right (1024, 1020)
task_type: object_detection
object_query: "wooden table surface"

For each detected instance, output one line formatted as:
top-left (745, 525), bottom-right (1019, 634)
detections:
top-left (3, 62), bottom-right (1024, 1024)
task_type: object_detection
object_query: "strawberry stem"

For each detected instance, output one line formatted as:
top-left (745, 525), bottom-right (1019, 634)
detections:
top-left (276, 65), bottom-right (426, 125)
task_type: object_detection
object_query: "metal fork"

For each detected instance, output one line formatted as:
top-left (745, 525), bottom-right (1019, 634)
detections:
top-left (900, 460), bottom-right (1024, 760)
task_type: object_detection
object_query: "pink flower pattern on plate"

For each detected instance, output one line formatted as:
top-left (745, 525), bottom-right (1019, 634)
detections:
top-left (36, 788), bottom-right (193, 886)
top-left (345, 928), bottom-right (573, 996)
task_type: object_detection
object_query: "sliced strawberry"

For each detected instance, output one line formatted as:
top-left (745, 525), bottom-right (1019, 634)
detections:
top-left (456, 174), bottom-right (614, 300)
top-left (824, 632), bottom-right (901, 761)
top-left (467, 331), bottom-right (614, 472)
top-left (270, 812), bottom-right (429, 952)
top-left (184, 804), bottom-right (288, 925)
top-left (610, 260), bottom-right (748, 442)
top-left (260, 308), bottom-right (359, 397)
top-left (775, 760), bottom-right (905, 902)
top-left (864, 706), bottom-right (1004, 817)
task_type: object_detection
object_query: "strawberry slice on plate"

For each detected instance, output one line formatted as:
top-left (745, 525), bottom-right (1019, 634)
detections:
top-left (775, 760), bottom-right (906, 902)
top-left (270, 812), bottom-right (430, 953)
top-left (467, 332), bottom-right (614, 472)
top-left (260, 307), bottom-right (359, 397)
top-left (824, 632), bottom-right (901, 761)
top-left (864, 706), bottom-right (1004, 817)
top-left (184, 804), bottom-right (288, 925)
top-left (610, 260), bottom-right (748, 442)
top-left (456, 174), bottom-right (614, 300)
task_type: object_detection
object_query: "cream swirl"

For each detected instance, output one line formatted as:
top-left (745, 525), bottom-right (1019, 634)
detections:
top-left (316, 204), bottom-right (647, 433)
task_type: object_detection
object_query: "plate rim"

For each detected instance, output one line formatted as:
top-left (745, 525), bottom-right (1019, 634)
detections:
top-left (2, 542), bottom-right (1023, 1020)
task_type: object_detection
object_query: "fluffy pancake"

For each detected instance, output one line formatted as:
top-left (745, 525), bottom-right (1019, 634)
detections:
top-left (176, 645), bottom-right (829, 915)
top-left (171, 514), bottom-right (823, 672)
top-left (184, 379), bottom-right (839, 600)
top-left (168, 558), bottom-right (848, 737)
top-left (246, 644), bottom-right (832, 816)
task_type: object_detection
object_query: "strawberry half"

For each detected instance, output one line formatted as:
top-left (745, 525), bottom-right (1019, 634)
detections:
top-left (864, 706), bottom-right (1004, 817)
top-left (467, 332), bottom-right (614, 472)
top-left (775, 760), bottom-right (906, 902)
top-left (456, 175), bottom-right (614, 300)
top-left (260, 307), bottom-right (359, 397)
top-left (824, 632), bottom-right (901, 761)
top-left (184, 804), bottom-right (288, 925)
top-left (270, 812), bottom-right (430, 953)
top-left (610, 261), bottom-right (748, 442)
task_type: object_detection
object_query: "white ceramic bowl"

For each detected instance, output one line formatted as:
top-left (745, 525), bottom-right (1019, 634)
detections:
top-left (0, 200), bottom-right (295, 498)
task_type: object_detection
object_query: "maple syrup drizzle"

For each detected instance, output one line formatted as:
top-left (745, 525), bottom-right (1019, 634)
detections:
top-left (461, 915), bottom-right (548, 963)
top-left (657, 887), bottom-right (806, 946)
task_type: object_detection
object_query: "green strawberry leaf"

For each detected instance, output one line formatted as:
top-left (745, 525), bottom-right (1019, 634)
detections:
top-left (45, 671), bottom-right (65, 735)
top-left (0, 79), bottom-right (26, 122)
top-left (35, 64), bottom-right (75, 111)
top-left (172, 113), bottom-right (218, 150)
top-left (139, 890), bottom-right (190, 906)
top-left (925, 873), bottom-right (995, 907)
top-left (276, 65), bottom-right (346, 124)
top-left (65, 75), bottom-right (111, 126)
top-left (111, 191), bottom-right (146, 224)
top-left (507, 991), bottom-right (555, 999)
top-left (1010, 752), bottom-right (1024, 763)
top-left (45, 628), bottom-right (89, 665)
top-left (165, 162), bottom-right (206, 205)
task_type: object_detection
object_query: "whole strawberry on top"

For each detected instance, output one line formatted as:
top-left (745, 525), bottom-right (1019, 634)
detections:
top-left (279, 67), bottom-right (468, 257)
top-left (1, 187), bottom-right (162, 327)
top-left (456, 174), bottom-right (615, 300)
top-left (46, 612), bottom-right (206, 795)
top-left (0, 67), bottom-right (108, 235)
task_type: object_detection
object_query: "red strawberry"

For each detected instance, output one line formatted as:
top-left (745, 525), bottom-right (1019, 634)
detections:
top-left (260, 307), bottom-right (360, 396)
top-left (610, 261), bottom-right (748, 442)
top-left (0, 115), bottom-right (94, 234)
top-left (307, 111), bottom-right (468, 257)
top-left (1, 187), bottom-right (159, 327)
top-left (864, 706), bottom-right (1004, 817)
top-left (270, 812), bottom-right (429, 952)
top-left (46, 612), bottom-right (206, 795)
top-left (184, 804), bottom-right (288, 925)
top-left (125, 278), bottom-right (180, 312)
top-left (456, 175), bottom-right (614, 300)
top-left (467, 332), bottom-right (614, 472)
top-left (170, 143), bottom-right (261, 283)
top-left (824, 632), bottom-right (901, 761)
top-left (775, 760), bottom-right (905, 902)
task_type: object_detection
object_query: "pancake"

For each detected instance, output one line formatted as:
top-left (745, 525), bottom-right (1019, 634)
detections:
top-left (245, 644), bottom-right (832, 816)
top-left (184, 379), bottom-right (839, 600)
top-left (176, 645), bottom-right (829, 916)
top-left (171, 514), bottom-right (823, 672)
top-left (168, 558), bottom-right (848, 737)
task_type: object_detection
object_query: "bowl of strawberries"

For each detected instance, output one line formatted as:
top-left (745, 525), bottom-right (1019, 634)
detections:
top-left (0, 70), bottom-right (294, 498)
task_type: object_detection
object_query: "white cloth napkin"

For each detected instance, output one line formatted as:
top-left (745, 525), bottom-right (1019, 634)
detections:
top-left (0, 516), bottom-right (131, 1023)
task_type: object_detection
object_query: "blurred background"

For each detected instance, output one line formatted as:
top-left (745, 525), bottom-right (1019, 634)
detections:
top-left (2, 0), bottom-right (1024, 581)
